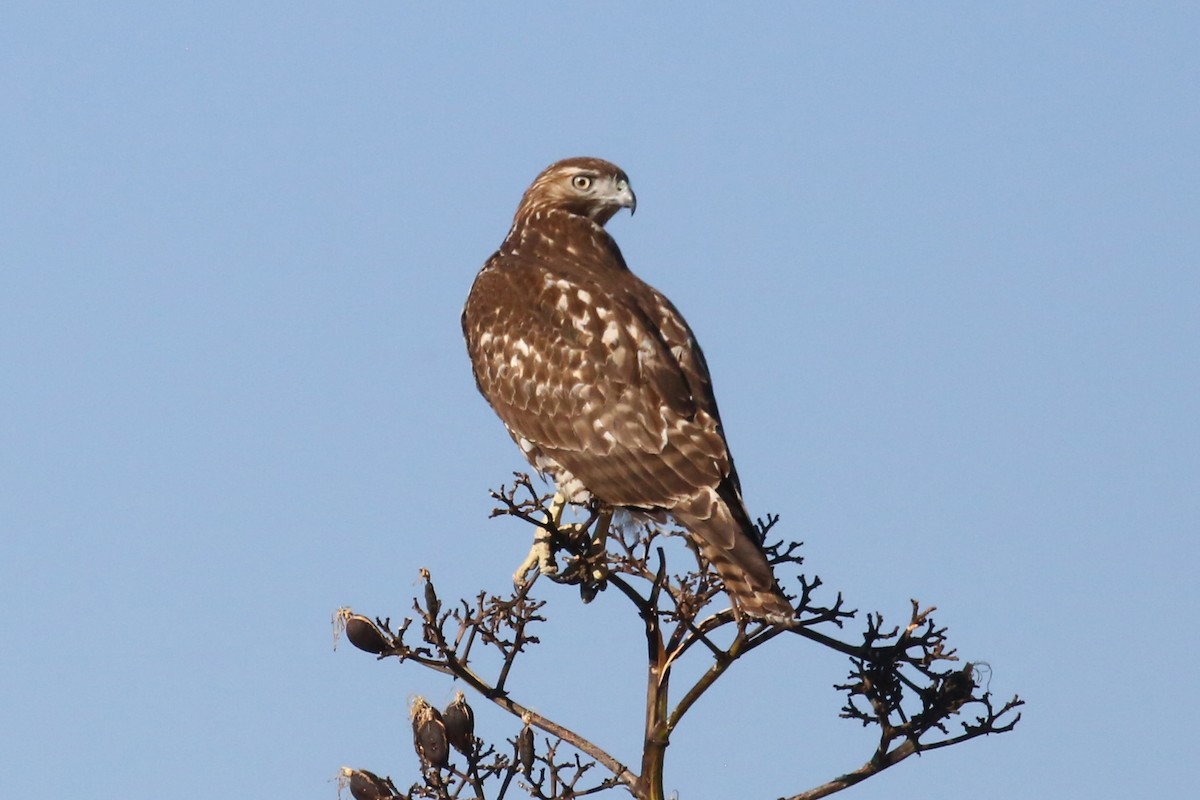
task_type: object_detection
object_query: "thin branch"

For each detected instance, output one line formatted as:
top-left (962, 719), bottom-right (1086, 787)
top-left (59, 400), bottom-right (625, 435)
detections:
top-left (335, 477), bottom-right (1022, 800)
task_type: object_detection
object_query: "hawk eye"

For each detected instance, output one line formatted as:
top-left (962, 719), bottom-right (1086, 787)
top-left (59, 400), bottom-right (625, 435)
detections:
top-left (572, 175), bottom-right (593, 190)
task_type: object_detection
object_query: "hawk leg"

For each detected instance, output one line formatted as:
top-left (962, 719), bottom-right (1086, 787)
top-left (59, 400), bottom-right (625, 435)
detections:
top-left (577, 509), bottom-right (612, 603)
top-left (512, 495), bottom-right (614, 597)
top-left (513, 490), bottom-right (569, 587)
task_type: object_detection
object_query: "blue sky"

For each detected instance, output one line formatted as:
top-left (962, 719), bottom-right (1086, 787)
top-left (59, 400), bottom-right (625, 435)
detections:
top-left (3, 3), bottom-right (1197, 798)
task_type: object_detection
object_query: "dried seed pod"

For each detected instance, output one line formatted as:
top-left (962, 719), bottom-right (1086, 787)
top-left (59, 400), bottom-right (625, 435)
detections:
top-left (517, 722), bottom-right (534, 778)
top-left (443, 690), bottom-right (475, 756)
top-left (343, 614), bottom-right (388, 655)
top-left (340, 767), bottom-right (394, 800)
top-left (938, 663), bottom-right (977, 710)
top-left (410, 696), bottom-right (449, 769)
top-left (419, 567), bottom-right (440, 617)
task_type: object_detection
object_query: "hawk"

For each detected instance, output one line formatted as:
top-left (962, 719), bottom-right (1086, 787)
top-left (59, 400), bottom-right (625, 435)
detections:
top-left (462, 157), bottom-right (793, 625)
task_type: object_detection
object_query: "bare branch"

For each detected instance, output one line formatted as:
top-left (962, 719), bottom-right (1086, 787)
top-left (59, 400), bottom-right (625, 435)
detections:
top-left (335, 479), bottom-right (1021, 799)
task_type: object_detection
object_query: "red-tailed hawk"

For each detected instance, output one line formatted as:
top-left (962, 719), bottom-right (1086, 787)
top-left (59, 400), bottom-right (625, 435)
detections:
top-left (462, 157), bottom-right (793, 625)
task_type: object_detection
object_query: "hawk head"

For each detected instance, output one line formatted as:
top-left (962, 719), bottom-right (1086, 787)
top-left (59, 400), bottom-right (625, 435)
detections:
top-left (517, 157), bottom-right (637, 225)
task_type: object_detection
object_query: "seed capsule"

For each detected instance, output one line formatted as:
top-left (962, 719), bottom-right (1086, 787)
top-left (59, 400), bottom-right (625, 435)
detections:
top-left (443, 691), bottom-right (475, 756)
top-left (517, 723), bottom-right (534, 778)
top-left (421, 568), bottom-right (441, 618)
top-left (340, 767), bottom-right (393, 800)
top-left (344, 614), bottom-right (388, 655)
top-left (410, 697), bottom-right (449, 769)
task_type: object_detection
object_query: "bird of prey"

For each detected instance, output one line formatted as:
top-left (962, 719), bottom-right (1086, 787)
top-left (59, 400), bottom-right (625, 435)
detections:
top-left (462, 157), bottom-right (793, 625)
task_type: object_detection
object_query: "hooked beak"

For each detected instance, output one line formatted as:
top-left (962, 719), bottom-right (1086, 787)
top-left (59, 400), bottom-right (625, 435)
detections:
top-left (617, 183), bottom-right (637, 216)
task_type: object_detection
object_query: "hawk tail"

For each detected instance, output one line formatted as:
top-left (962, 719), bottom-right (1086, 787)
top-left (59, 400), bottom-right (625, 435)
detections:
top-left (674, 491), bottom-right (795, 626)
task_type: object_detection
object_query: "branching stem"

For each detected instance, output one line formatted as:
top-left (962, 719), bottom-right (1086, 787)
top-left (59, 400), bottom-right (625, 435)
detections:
top-left (337, 477), bottom-right (1021, 800)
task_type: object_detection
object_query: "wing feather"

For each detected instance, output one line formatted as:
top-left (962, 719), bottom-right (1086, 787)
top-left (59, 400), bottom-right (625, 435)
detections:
top-left (464, 250), bottom-right (728, 512)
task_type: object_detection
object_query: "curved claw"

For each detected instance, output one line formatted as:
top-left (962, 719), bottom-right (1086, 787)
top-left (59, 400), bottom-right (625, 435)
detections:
top-left (513, 525), bottom-right (558, 587)
top-left (512, 498), bottom-right (615, 597)
top-left (513, 491), bottom-right (568, 587)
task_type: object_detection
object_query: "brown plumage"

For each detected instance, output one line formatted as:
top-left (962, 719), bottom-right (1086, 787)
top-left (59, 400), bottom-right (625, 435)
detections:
top-left (462, 157), bottom-right (793, 625)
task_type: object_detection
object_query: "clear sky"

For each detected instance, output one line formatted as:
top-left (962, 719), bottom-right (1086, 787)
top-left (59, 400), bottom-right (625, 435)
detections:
top-left (3, 3), bottom-right (1197, 798)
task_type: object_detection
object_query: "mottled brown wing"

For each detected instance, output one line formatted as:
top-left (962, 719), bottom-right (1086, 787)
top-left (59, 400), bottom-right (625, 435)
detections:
top-left (463, 251), bottom-right (731, 512)
top-left (466, 252), bottom-right (795, 624)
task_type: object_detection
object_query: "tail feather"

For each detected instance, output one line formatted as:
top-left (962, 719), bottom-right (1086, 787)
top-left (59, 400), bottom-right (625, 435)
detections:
top-left (673, 489), bottom-right (794, 626)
